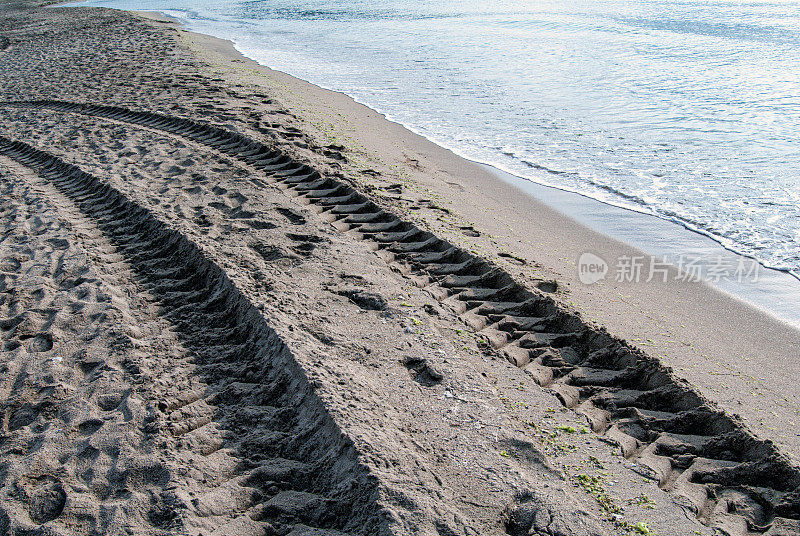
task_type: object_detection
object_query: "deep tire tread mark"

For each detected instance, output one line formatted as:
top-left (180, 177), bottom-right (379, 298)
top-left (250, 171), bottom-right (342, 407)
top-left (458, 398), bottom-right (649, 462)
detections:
top-left (4, 100), bottom-right (800, 535)
top-left (0, 135), bottom-right (386, 536)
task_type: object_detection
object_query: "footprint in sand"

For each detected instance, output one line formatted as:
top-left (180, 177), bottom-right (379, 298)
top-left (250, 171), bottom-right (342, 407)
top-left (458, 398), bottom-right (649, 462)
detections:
top-left (275, 206), bottom-right (306, 225)
top-left (459, 225), bottom-right (480, 237)
top-left (26, 478), bottom-right (66, 524)
top-left (20, 332), bottom-right (53, 353)
top-left (286, 232), bottom-right (325, 256)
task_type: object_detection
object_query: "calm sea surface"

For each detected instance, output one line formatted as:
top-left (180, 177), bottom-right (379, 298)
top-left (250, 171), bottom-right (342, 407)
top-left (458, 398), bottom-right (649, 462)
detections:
top-left (75, 0), bottom-right (800, 275)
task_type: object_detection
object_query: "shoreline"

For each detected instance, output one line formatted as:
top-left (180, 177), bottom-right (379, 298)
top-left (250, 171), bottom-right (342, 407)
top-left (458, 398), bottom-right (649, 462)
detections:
top-left (161, 15), bottom-right (800, 463)
top-left (485, 163), bottom-right (800, 328)
top-left (177, 8), bottom-right (800, 281)
top-left (230, 40), bottom-right (800, 299)
top-left (132, 8), bottom-right (800, 327)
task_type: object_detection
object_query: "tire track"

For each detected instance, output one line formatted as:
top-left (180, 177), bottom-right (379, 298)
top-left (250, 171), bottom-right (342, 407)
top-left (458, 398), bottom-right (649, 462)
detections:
top-left (4, 101), bottom-right (800, 535)
top-left (0, 135), bottom-right (389, 536)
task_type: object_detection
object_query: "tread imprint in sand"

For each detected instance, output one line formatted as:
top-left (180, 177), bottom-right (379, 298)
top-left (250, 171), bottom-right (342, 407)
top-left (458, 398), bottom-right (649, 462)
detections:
top-left (0, 134), bottom-right (388, 536)
top-left (3, 100), bottom-right (800, 536)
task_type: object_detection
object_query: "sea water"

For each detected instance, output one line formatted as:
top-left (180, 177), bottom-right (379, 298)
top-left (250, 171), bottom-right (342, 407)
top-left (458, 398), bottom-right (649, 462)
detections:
top-left (72, 0), bottom-right (800, 276)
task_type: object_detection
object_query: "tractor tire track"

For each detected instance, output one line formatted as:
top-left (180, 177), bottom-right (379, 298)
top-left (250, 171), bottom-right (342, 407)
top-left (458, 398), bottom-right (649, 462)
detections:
top-left (4, 100), bottom-right (800, 535)
top-left (0, 134), bottom-right (390, 536)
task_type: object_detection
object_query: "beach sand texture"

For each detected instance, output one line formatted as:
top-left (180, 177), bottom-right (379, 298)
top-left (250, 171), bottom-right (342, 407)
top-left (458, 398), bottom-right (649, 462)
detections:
top-left (0, 3), bottom-right (798, 536)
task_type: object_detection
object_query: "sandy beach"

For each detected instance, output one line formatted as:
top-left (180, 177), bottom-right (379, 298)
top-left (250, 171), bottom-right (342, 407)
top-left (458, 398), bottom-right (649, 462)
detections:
top-left (0, 3), bottom-right (798, 535)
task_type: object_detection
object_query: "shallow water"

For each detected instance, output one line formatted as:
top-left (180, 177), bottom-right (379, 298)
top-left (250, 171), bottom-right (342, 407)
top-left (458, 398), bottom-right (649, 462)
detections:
top-left (74, 0), bottom-right (800, 274)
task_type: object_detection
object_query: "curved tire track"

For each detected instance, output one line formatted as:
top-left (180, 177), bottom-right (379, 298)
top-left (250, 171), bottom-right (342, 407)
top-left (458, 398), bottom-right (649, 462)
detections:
top-left (0, 134), bottom-right (389, 536)
top-left (4, 100), bottom-right (800, 535)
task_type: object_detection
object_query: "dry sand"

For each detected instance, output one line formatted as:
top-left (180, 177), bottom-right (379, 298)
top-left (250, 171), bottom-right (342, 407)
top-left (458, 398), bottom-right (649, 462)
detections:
top-left (0, 3), bottom-right (798, 536)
